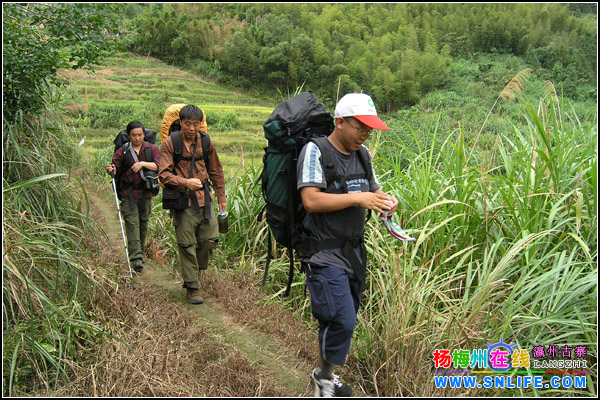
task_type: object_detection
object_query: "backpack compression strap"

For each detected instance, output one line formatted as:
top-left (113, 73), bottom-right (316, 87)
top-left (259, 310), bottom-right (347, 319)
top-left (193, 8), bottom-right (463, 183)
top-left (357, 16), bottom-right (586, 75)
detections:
top-left (170, 130), bottom-right (212, 218)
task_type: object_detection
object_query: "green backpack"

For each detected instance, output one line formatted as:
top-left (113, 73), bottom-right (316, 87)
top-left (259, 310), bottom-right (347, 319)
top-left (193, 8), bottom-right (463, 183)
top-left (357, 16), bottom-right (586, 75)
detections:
top-left (259, 92), bottom-right (334, 295)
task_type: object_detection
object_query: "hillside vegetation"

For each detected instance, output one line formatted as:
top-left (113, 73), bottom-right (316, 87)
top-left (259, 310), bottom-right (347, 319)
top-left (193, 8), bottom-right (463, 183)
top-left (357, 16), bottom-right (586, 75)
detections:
top-left (126, 3), bottom-right (597, 110)
top-left (61, 53), bottom-right (275, 178)
top-left (71, 51), bottom-right (597, 396)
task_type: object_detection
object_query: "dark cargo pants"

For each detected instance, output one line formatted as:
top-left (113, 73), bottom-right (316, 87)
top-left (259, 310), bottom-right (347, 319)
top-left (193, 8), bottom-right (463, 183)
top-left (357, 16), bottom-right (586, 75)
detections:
top-left (303, 263), bottom-right (364, 366)
top-left (120, 197), bottom-right (152, 262)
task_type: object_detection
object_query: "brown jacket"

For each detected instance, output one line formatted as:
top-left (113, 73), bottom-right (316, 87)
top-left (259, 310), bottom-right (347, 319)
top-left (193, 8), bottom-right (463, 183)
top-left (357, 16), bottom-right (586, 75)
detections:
top-left (158, 132), bottom-right (226, 207)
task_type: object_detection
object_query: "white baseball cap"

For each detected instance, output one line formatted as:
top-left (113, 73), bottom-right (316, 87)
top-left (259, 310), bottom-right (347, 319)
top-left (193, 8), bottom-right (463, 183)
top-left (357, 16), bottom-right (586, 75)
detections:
top-left (334, 93), bottom-right (390, 131)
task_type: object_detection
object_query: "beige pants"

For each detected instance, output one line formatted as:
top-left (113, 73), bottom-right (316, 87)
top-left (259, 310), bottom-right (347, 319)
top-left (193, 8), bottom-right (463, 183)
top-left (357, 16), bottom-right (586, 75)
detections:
top-left (173, 206), bottom-right (218, 290)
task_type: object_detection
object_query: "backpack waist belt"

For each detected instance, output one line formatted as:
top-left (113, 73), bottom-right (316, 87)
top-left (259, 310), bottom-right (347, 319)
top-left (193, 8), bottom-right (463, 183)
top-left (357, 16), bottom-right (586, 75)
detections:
top-left (122, 182), bottom-right (145, 191)
top-left (296, 234), bottom-right (367, 283)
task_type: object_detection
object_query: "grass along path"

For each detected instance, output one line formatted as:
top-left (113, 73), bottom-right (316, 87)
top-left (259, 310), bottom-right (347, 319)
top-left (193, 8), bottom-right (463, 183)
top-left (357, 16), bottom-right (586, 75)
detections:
top-left (82, 183), bottom-right (316, 397)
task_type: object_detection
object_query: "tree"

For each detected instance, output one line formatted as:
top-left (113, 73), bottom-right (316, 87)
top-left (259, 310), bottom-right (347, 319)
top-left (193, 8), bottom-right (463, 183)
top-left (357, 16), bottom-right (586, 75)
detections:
top-left (223, 31), bottom-right (259, 80)
top-left (288, 34), bottom-right (314, 87)
top-left (120, 3), bottom-right (596, 105)
top-left (259, 42), bottom-right (290, 85)
top-left (372, 66), bottom-right (397, 111)
top-left (257, 13), bottom-right (293, 47)
top-left (2, 3), bottom-right (124, 121)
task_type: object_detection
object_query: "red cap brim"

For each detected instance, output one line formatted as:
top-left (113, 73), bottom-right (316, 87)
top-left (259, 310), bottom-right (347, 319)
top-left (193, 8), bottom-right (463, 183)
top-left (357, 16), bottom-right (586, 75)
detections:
top-left (354, 115), bottom-right (390, 130)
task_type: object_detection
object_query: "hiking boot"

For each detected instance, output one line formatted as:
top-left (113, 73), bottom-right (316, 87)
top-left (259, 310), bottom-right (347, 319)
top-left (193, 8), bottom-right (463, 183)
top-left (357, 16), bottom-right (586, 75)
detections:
top-left (186, 288), bottom-right (204, 304)
top-left (311, 369), bottom-right (354, 397)
top-left (132, 259), bottom-right (144, 273)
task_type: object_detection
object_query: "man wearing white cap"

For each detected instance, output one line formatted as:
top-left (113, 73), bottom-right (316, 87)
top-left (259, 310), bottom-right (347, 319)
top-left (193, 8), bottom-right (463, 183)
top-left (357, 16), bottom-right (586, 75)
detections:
top-left (297, 93), bottom-right (398, 397)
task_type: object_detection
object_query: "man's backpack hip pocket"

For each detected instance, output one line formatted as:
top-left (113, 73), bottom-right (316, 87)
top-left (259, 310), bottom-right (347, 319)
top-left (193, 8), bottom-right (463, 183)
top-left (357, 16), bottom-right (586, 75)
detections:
top-left (162, 187), bottom-right (188, 210)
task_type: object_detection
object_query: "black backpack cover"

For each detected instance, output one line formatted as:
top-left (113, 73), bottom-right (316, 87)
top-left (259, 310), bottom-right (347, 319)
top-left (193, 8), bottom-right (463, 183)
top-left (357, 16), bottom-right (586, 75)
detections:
top-left (113, 127), bottom-right (157, 154)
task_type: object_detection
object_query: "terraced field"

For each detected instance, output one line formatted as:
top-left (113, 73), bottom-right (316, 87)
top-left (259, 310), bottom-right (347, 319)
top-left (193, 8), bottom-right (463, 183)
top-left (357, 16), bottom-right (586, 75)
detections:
top-left (62, 52), bottom-right (278, 179)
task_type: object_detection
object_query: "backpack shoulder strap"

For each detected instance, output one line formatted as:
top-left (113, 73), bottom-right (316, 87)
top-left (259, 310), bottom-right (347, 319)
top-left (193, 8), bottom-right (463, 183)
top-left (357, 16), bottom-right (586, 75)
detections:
top-left (356, 146), bottom-right (373, 222)
top-left (309, 137), bottom-right (373, 184)
top-left (311, 136), bottom-right (338, 184)
top-left (170, 130), bottom-right (183, 166)
top-left (200, 131), bottom-right (210, 169)
top-left (356, 146), bottom-right (373, 182)
top-left (144, 145), bottom-right (153, 162)
top-left (171, 130), bottom-right (210, 169)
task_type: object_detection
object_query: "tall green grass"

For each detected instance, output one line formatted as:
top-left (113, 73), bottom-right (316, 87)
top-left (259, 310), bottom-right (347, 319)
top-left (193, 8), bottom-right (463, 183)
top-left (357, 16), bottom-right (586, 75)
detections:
top-left (116, 61), bottom-right (596, 395)
top-left (3, 97), bottom-right (109, 396)
top-left (204, 86), bottom-right (597, 396)
top-left (355, 92), bottom-right (597, 396)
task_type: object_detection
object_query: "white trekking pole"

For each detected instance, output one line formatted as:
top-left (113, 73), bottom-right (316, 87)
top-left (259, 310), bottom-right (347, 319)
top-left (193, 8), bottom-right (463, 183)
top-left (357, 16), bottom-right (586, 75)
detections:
top-left (111, 171), bottom-right (133, 279)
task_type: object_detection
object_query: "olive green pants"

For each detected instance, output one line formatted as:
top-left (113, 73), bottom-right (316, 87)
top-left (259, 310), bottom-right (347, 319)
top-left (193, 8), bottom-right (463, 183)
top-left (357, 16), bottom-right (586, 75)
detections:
top-left (173, 206), bottom-right (218, 290)
top-left (120, 197), bottom-right (152, 262)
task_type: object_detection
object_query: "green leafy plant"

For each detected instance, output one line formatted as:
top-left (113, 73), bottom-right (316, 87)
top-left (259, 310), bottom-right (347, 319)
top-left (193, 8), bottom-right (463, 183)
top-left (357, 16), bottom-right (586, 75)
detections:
top-left (3, 115), bottom-right (109, 396)
top-left (2, 3), bottom-right (125, 122)
top-left (215, 112), bottom-right (242, 131)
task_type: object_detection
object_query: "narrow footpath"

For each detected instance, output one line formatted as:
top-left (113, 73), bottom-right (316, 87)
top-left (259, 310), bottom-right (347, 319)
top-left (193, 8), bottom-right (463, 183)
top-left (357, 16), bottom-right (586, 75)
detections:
top-left (85, 185), bottom-right (318, 397)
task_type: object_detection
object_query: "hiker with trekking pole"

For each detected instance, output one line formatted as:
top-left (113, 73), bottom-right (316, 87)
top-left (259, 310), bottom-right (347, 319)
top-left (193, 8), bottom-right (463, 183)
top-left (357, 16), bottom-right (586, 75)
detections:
top-left (107, 121), bottom-right (160, 277)
top-left (296, 93), bottom-right (399, 397)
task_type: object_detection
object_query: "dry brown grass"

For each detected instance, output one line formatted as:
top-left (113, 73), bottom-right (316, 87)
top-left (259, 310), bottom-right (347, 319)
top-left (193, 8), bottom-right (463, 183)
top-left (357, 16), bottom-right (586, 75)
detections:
top-left (58, 68), bottom-right (124, 86)
top-left (202, 270), bottom-right (318, 362)
top-left (498, 68), bottom-right (533, 100)
top-left (52, 283), bottom-right (289, 397)
top-left (49, 186), bottom-right (315, 397)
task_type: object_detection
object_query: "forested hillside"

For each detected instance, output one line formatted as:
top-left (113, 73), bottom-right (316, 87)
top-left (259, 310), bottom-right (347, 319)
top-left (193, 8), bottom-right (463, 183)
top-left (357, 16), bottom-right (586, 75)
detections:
top-left (126, 3), bottom-right (596, 109)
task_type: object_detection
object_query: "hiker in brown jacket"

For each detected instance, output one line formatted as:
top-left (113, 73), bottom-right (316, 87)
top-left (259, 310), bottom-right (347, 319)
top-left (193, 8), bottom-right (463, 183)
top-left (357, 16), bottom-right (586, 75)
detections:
top-left (158, 104), bottom-right (226, 304)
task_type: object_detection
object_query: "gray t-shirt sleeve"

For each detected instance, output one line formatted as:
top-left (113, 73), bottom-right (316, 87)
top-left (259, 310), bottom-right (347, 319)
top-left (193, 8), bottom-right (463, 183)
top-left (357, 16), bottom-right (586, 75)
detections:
top-left (297, 141), bottom-right (327, 190)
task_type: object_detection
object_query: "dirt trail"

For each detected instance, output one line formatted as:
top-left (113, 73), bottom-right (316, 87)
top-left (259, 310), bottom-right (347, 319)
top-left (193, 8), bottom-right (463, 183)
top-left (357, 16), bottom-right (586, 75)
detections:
top-left (87, 185), bottom-right (315, 397)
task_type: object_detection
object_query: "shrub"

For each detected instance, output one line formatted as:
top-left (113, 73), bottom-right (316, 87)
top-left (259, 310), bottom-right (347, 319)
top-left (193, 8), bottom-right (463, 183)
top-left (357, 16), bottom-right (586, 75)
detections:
top-left (216, 112), bottom-right (241, 131)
